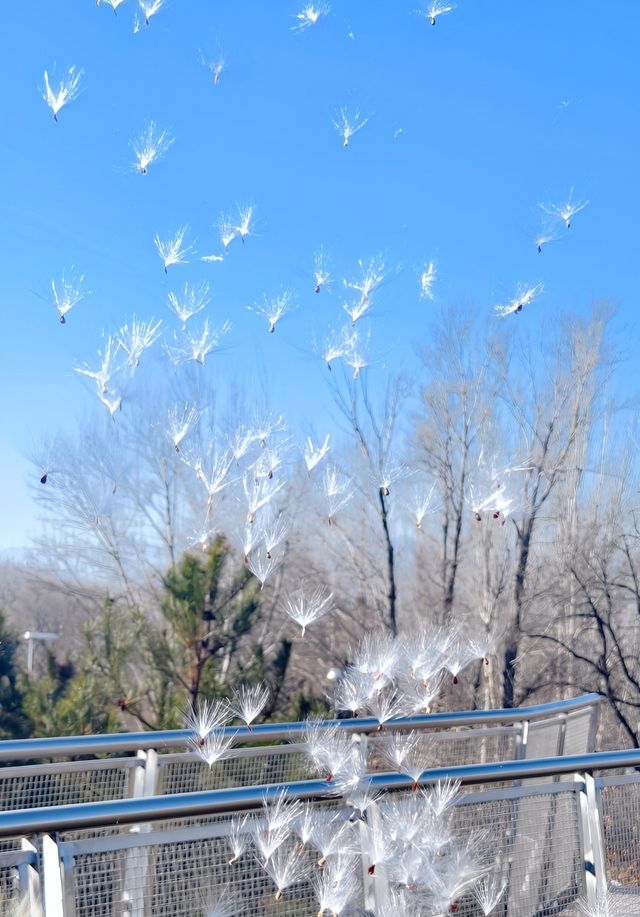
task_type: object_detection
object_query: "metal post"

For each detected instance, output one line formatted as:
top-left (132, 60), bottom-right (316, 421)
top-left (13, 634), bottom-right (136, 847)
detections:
top-left (17, 837), bottom-right (40, 914)
top-left (584, 773), bottom-right (608, 901)
top-left (122, 750), bottom-right (159, 917)
top-left (41, 834), bottom-right (65, 917)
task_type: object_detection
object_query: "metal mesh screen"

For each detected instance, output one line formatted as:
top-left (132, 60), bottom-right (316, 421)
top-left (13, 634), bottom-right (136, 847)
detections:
top-left (0, 765), bottom-right (132, 812)
top-left (366, 728), bottom-right (518, 773)
top-left (158, 748), bottom-right (309, 796)
top-left (71, 825), bottom-right (322, 917)
top-left (65, 785), bottom-right (584, 917)
top-left (600, 780), bottom-right (640, 899)
top-left (563, 710), bottom-right (595, 756)
top-left (0, 864), bottom-right (21, 913)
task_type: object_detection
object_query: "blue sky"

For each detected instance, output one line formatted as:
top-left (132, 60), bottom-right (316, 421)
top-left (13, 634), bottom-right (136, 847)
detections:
top-left (1, 0), bottom-right (639, 553)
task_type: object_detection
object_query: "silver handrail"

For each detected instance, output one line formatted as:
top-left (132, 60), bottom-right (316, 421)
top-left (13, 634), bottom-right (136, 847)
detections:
top-left (0, 742), bottom-right (633, 840)
top-left (0, 693), bottom-right (601, 762)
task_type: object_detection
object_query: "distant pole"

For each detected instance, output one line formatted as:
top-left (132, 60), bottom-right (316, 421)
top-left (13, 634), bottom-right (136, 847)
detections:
top-left (23, 632), bottom-right (58, 673)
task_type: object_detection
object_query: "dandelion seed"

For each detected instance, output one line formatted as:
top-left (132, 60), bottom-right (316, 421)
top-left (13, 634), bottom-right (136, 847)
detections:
top-left (131, 121), bottom-right (174, 174)
top-left (494, 281), bottom-right (544, 317)
top-left (252, 413), bottom-right (287, 448)
top-left (138, 0), bottom-right (163, 25)
top-left (252, 790), bottom-right (302, 865)
top-left (74, 335), bottom-right (122, 395)
top-left (167, 403), bottom-right (199, 453)
top-left (577, 889), bottom-right (625, 917)
top-left (403, 670), bottom-right (445, 714)
top-left (98, 390), bottom-right (123, 418)
top-left (304, 434), bottom-right (330, 473)
top-left (321, 464), bottom-right (354, 524)
top-left (190, 729), bottom-right (235, 767)
top-left (200, 888), bottom-right (238, 917)
top-left (166, 319), bottom-right (232, 366)
top-left (335, 668), bottom-right (371, 717)
top-left (534, 218), bottom-right (559, 253)
top-left (282, 585), bottom-right (333, 637)
top-left (262, 512), bottom-right (288, 559)
top-left (226, 814), bottom-right (250, 865)
top-left (311, 814), bottom-right (358, 865)
top-left (219, 216), bottom-right (237, 249)
top-left (118, 317), bottom-right (162, 367)
top-left (183, 448), bottom-right (234, 516)
top-left (540, 187), bottom-right (589, 229)
top-left (183, 698), bottom-right (230, 741)
top-left (344, 343), bottom-right (368, 378)
top-left (445, 637), bottom-right (477, 685)
top-left (343, 256), bottom-right (385, 322)
top-left (201, 252), bottom-right (225, 263)
top-left (409, 482), bottom-right (437, 529)
top-left (322, 325), bottom-right (356, 371)
top-left (353, 631), bottom-right (402, 687)
top-left (242, 470), bottom-right (287, 523)
top-left (229, 683), bottom-right (269, 728)
top-left (98, 0), bottom-right (128, 11)
top-left (469, 477), bottom-right (514, 521)
top-left (424, 778), bottom-right (461, 817)
top-left (42, 66), bottom-right (83, 121)
top-left (473, 873), bottom-right (507, 915)
top-left (313, 249), bottom-right (331, 293)
top-left (154, 226), bottom-right (194, 272)
top-left (247, 550), bottom-right (280, 589)
top-left (332, 107), bottom-right (371, 148)
top-left (420, 260), bottom-right (437, 299)
top-left (228, 424), bottom-right (256, 462)
top-left (51, 270), bottom-right (88, 323)
top-left (293, 4), bottom-right (330, 31)
top-left (248, 290), bottom-right (296, 334)
top-left (313, 857), bottom-right (360, 916)
top-left (262, 843), bottom-right (309, 900)
top-left (167, 282), bottom-right (211, 327)
top-left (360, 818), bottom-right (397, 874)
top-left (363, 689), bottom-right (406, 728)
top-left (377, 461), bottom-right (412, 497)
top-left (202, 53), bottom-right (224, 86)
top-left (235, 204), bottom-right (254, 243)
top-left (302, 719), bottom-right (350, 782)
top-left (418, 1), bottom-right (456, 26)
top-left (187, 525), bottom-right (216, 553)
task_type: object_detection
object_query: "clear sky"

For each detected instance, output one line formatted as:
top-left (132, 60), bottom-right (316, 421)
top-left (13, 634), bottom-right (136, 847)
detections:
top-left (1, 0), bottom-right (639, 554)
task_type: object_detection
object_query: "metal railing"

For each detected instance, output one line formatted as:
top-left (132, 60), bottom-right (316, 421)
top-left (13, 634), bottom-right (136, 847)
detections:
top-left (1, 747), bottom-right (639, 916)
top-left (0, 695), bottom-right (601, 822)
top-left (0, 693), bottom-right (602, 762)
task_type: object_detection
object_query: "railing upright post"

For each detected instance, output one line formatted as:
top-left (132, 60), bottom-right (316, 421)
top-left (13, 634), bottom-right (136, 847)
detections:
top-left (122, 750), bottom-right (158, 917)
top-left (585, 773), bottom-right (608, 901)
top-left (131, 749), bottom-right (159, 800)
top-left (515, 721), bottom-right (528, 759)
top-left (41, 834), bottom-right (66, 917)
top-left (18, 837), bottom-right (40, 914)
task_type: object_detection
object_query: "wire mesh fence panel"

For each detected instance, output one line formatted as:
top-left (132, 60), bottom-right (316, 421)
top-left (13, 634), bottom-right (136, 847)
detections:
top-left (524, 719), bottom-right (563, 762)
top-left (158, 749), bottom-right (310, 796)
top-left (61, 782), bottom-right (588, 917)
top-left (441, 786), bottom-right (584, 917)
top-left (599, 778), bottom-right (640, 900)
top-left (366, 728), bottom-right (519, 774)
top-left (0, 864), bottom-right (22, 914)
top-left (69, 821), bottom-right (343, 917)
top-left (0, 765), bottom-right (133, 812)
top-left (563, 710), bottom-right (596, 757)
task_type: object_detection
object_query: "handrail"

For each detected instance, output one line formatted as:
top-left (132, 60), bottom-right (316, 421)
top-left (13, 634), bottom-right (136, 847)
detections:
top-left (0, 741), bottom-right (630, 841)
top-left (0, 693), bottom-right (601, 762)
